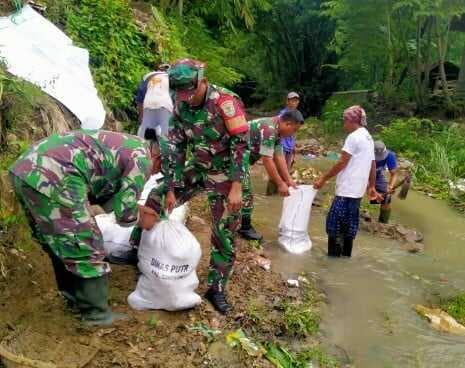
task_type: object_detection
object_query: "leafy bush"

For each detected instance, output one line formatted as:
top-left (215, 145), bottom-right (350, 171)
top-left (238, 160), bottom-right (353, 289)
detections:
top-left (379, 118), bottom-right (465, 203)
top-left (321, 96), bottom-right (346, 136)
top-left (65, 0), bottom-right (153, 113)
top-left (147, 9), bottom-right (243, 87)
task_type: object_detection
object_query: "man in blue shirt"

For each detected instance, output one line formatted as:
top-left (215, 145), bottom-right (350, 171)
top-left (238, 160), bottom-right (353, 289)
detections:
top-left (266, 92), bottom-right (302, 195)
top-left (372, 140), bottom-right (398, 223)
top-left (279, 91), bottom-right (301, 169)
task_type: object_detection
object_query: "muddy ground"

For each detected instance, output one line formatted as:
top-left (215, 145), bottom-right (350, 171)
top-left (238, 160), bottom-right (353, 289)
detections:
top-left (0, 188), bottom-right (323, 368)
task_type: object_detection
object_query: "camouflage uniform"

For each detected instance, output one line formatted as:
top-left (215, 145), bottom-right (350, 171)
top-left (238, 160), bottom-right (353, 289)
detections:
top-left (242, 117), bottom-right (283, 218)
top-left (9, 130), bottom-right (152, 278)
top-left (133, 81), bottom-right (250, 293)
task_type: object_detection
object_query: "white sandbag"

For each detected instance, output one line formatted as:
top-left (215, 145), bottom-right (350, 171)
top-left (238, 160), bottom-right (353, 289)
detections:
top-left (128, 220), bottom-right (202, 311)
top-left (94, 213), bottom-right (133, 257)
top-left (95, 203), bottom-right (189, 258)
top-left (278, 185), bottom-right (317, 254)
top-left (138, 173), bottom-right (163, 204)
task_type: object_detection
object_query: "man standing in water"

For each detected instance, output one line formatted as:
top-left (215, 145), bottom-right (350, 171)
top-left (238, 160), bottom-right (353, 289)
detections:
top-left (279, 92), bottom-right (301, 169)
top-left (133, 59), bottom-right (249, 314)
top-left (314, 106), bottom-right (380, 257)
top-left (239, 110), bottom-right (304, 241)
top-left (9, 130), bottom-right (159, 325)
top-left (266, 92), bottom-right (302, 195)
top-left (372, 140), bottom-right (398, 224)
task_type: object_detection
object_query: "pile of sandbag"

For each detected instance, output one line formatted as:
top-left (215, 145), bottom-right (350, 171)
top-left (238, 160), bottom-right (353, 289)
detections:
top-left (95, 173), bottom-right (188, 258)
top-left (95, 173), bottom-right (201, 311)
top-left (128, 220), bottom-right (202, 311)
top-left (278, 185), bottom-right (317, 254)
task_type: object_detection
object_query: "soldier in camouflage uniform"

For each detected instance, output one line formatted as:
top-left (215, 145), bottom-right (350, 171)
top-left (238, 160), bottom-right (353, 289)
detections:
top-left (131, 59), bottom-right (250, 314)
top-left (239, 110), bottom-right (304, 241)
top-left (9, 130), bottom-right (159, 326)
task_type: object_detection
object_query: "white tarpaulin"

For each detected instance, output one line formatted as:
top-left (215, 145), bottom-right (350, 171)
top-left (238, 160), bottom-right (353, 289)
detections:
top-left (0, 5), bottom-right (105, 129)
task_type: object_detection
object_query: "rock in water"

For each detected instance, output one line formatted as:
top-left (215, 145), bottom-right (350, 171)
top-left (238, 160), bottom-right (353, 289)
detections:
top-left (415, 305), bottom-right (465, 336)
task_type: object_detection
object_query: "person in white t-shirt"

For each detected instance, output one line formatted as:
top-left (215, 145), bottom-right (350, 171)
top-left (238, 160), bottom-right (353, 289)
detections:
top-left (314, 105), bottom-right (381, 257)
top-left (135, 63), bottom-right (173, 139)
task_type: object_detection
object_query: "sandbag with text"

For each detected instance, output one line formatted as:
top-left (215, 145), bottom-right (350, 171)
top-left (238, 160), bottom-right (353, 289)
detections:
top-left (278, 185), bottom-right (317, 254)
top-left (128, 219), bottom-right (202, 311)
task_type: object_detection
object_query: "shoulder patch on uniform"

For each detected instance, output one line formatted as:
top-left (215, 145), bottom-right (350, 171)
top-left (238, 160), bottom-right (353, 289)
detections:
top-left (220, 100), bottom-right (236, 118)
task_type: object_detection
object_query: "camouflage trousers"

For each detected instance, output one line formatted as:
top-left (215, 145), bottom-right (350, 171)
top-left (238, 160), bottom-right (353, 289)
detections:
top-left (131, 165), bottom-right (241, 292)
top-left (10, 174), bottom-right (110, 278)
top-left (241, 171), bottom-right (254, 219)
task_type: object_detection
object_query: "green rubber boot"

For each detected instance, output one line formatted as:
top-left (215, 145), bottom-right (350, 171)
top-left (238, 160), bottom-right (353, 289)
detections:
top-left (46, 247), bottom-right (76, 307)
top-left (379, 208), bottom-right (392, 224)
top-left (74, 275), bottom-right (128, 326)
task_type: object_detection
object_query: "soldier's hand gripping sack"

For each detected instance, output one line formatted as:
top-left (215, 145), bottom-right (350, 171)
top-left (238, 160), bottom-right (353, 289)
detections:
top-left (278, 185), bottom-right (317, 254)
top-left (128, 219), bottom-right (202, 311)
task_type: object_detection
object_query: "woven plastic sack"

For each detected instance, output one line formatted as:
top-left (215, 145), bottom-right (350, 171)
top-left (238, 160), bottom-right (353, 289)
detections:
top-left (278, 185), bottom-right (317, 254)
top-left (128, 220), bottom-right (202, 311)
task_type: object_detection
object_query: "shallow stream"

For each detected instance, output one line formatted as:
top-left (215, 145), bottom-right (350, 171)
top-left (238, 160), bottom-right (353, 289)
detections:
top-left (252, 163), bottom-right (465, 367)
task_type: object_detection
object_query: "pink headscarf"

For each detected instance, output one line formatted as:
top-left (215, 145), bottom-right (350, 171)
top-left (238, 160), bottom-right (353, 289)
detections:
top-left (343, 105), bottom-right (367, 126)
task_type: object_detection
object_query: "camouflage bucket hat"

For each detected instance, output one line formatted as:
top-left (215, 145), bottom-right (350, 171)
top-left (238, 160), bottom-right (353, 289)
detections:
top-left (168, 58), bottom-right (205, 90)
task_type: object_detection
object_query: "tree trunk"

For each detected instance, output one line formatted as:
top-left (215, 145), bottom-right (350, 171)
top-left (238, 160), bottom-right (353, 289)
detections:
top-left (437, 18), bottom-right (452, 104)
top-left (384, 7), bottom-right (394, 102)
top-left (422, 17), bottom-right (433, 100)
top-left (178, 0), bottom-right (183, 17)
top-left (414, 17), bottom-right (424, 108)
top-left (457, 43), bottom-right (465, 99)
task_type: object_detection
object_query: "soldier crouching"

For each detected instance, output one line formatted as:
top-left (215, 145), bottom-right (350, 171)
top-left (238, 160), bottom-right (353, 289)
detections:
top-left (9, 130), bottom-right (160, 326)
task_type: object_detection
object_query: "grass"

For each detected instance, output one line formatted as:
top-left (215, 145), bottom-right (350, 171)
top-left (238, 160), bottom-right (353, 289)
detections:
top-left (281, 281), bottom-right (321, 337)
top-left (265, 343), bottom-right (340, 368)
top-left (282, 301), bottom-right (320, 337)
top-left (440, 293), bottom-right (465, 325)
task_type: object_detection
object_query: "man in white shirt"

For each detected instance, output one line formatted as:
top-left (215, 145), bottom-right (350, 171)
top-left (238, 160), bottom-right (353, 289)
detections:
top-left (314, 105), bottom-right (381, 257)
top-left (135, 64), bottom-right (173, 139)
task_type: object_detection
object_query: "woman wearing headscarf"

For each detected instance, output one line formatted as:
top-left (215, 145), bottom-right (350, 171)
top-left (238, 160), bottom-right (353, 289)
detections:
top-left (314, 106), bottom-right (381, 257)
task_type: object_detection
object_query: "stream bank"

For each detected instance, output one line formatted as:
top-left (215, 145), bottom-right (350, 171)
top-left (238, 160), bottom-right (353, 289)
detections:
top-left (0, 183), bottom-right (337, 368)
top-left (251, 154), bottom-right (465, 367)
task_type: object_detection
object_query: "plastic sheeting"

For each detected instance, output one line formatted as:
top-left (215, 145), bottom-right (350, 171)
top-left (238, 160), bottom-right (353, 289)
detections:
top-left (0, 5), bottom-right (105, 129)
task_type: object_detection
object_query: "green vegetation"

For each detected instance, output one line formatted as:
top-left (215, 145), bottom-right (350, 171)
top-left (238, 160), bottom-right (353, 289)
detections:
top-left (324, 0), bottom-right (465, 112)
top-left (66, 0), bottom-right (153, 113)
top-left (265, 343), bottom-right (340, 368)
top-left (440, 293), bottom-right (465, 325)
top-left (41, 0), bottom-right (268, 120)
top-left (282, 283), bottom-right (321, 337)
top-left (378, 117), bottom-right (465, 209)
top-left (238, 276), bottom-right (339, 366)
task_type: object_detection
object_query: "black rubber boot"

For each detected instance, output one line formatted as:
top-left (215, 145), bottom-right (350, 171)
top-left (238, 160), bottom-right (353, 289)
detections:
top-left (74, 275), bottom-right (128, 326)
top-left (238, 216), bottom-right (263, 241)
top-left (327, 237), bottom-right (342, 257)
top-left (378, 208), bottom-right (391, 224)
top-left (106, 248), bottom-right (138, 265)
top-left (205, 288), bottom-right (231, 315)
top-left (46, 248), bottom-right (76, 306)
top-left (342, 238), bottom-right (354, 257)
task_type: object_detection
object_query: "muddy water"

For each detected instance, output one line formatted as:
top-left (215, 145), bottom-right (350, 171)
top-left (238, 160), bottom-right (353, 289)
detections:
top-left (251, 167), bottom-right (465, 368)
